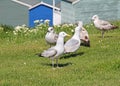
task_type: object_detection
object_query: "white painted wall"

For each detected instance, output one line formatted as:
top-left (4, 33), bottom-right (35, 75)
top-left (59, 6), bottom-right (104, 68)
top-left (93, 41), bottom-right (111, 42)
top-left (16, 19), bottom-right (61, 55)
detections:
top-left (53, 10), bottom-right (61, 25)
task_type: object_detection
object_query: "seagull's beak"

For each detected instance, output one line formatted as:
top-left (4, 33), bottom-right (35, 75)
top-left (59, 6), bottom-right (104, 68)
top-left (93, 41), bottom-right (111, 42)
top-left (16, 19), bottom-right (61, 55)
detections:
top-left (66, 34), bottom-right (71, 37)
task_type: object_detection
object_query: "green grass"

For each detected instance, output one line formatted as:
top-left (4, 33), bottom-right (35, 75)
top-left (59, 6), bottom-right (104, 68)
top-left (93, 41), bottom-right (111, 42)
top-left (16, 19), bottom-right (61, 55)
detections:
top-left (0, 22), bottom-right (120, 86)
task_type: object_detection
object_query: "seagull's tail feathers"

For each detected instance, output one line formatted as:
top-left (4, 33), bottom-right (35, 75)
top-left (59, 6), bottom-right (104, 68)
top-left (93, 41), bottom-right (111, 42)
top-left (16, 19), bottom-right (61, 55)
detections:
top-left (35, 52), bottom-right (49, 58)
top-left (111, 25), bottom-right (119, 29)
top-left (35, 53), bottom-right (43, 57)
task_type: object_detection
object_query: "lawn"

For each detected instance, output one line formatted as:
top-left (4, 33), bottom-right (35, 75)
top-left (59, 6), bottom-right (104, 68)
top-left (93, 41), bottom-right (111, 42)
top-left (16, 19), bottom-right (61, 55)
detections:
top-left (0, 22), bottom-right (120, 86)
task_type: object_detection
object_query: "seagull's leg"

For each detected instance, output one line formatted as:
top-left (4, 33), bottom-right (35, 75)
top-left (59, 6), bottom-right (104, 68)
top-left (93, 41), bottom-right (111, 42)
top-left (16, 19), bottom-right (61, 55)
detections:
top-left (56, 58), bottom-right (59, 68)
top-left (50, 44), bottom-right (51, 48)
top-left (102, 30), bottom-right (104, 38)
top-left (52, 59), bottom-right (54, 68)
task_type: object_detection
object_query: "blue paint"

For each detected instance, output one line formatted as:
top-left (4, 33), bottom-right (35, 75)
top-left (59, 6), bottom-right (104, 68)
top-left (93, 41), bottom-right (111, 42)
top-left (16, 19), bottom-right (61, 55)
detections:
top-left (29, 5), bottom-right (53, 27)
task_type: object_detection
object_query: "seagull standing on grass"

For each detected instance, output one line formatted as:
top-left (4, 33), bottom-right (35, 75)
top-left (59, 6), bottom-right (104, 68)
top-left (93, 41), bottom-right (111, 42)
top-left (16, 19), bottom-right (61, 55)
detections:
top-left (38, 32), bottom-right (70, 68)
top-left (92, 15), bottom-right (118, 38)
top-left (76, 21), bottom-right (90, 47)
top-left (45, 27), bottom-right (58, 47)
top-left (64, 21), bottom-right (83, 53)
top-left (80, 27), bottom-right (90, 47)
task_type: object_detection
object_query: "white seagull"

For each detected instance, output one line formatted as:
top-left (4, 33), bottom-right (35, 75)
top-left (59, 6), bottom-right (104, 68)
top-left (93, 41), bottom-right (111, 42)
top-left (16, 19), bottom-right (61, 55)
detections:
top-left (80, 27), bottom-right (90, 47)
top-left (76, 21), bottom-right (90, 47)
top-left (39, 32), bottom-right (70, 68)
top-left (92, 15), bottom-right (118, 38)
top-left (45, 27), bottom-right (58, 47)
top-left (64, 21), bottom-right (83, 53)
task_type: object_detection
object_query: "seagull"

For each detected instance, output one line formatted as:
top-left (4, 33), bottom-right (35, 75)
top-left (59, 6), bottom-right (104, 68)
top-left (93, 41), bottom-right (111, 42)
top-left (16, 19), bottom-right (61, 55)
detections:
top-left (38, 32), bottom-right (70, 68)
top-left (76, 21), bottom-right (90, 47)
top-left (45, 27), bottom-right (58, 47)
top-left (92, 15), bottom-right (118, 38)
top-left (64, 21), bottom-right (82, 53)
top-left (80, 27), bottom-right (90, 47)
top-left (46, 25), bottom-right (90, 48)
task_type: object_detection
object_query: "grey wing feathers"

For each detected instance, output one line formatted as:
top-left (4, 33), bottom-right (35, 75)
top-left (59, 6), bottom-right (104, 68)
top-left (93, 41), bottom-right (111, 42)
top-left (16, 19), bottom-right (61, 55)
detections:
top-left (99, 20), bottom-right (111, 26)
top-left (54, 33), bottom-right (58, 41)
top-left (64, 39), bottom-right (80, 52)
top-left (41, 48), bottom-right (57, 57)
top-left (98, 20), bottom-right (117, 30)
top-left (65, 39), bottom-right (79, 46)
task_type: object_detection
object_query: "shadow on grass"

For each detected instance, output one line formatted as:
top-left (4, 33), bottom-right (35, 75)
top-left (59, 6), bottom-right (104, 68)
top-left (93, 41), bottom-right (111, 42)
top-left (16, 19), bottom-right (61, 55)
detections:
top-left (41, 62), bottom-right (73, 67)
top-left (61, 52), bottom-right (84, 59)
top-left (36, 52), bottom-right (84, 59)
top-left (38, 52), bottom-right (84, 67)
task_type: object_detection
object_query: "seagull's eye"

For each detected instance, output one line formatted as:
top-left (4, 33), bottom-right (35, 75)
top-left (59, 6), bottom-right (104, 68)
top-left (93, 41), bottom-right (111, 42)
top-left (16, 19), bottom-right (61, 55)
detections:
top-left (63, 33), bottom-right (66, 36)
top-left (82, 29), bottom-right (85, 31)
top-left (51, 29), bottom-right (53, 31)
top-left (85, 36), bottom-right (88, 39)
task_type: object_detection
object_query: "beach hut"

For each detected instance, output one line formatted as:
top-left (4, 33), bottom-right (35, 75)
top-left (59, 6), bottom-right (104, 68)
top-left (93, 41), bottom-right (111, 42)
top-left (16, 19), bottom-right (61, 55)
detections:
top-left (12, 0), bottom-right (61, 27)
top-left (61, 0), bottom-right (120, 24)
top-left (0, 0), bottom-right (28, 26)
top-left (29, 1), bottom-right (61, 27)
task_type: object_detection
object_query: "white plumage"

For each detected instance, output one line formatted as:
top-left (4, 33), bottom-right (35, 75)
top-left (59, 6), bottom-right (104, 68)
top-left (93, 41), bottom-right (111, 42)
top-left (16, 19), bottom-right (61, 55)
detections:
top-left (45, 27), bottom-right (58, 47)
top-left (80, 27), bottom-right (90, 47)
top-left (76, 21), bottom-right (90, 47)
top-left (40, 32), bottom-right (70, 68)
top-left (64, 21), bottom-right (82, 53)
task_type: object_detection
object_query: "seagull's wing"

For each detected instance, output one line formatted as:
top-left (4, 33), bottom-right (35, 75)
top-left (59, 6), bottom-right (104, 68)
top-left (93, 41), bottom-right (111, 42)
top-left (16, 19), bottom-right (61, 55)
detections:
top-left (99, 19), bottom-right (111, 26)
top-left (41, 47), bottom-right (57, 57)
top-left (64, 38), bottom-right (80, 52)
top-left (53, 33), bottom-right (58, 41)
top-left (98, 19), bottom-right (116, 30)
top-left (45, 32), bottom-right (58, 44)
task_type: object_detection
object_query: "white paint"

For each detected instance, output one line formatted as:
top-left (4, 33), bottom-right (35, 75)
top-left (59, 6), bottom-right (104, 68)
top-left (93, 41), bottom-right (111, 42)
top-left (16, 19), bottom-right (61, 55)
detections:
top-left (72, 0), bottom-right (80, 5)
top-left (11, 0), bottom-right (32, 8)
top-left (53, 10), bottom-right (61, 25)
top-left (29, 1), bottom-right (60, 10)
top-left (12, 0), bottom-right (61, 25)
